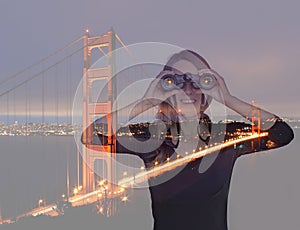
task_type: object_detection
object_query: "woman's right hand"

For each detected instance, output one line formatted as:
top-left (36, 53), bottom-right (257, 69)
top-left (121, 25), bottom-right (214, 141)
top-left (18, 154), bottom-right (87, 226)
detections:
top-left (142, 70), bottom-right (179, 102)
top-left (128, 71), bottom-right (179, 120)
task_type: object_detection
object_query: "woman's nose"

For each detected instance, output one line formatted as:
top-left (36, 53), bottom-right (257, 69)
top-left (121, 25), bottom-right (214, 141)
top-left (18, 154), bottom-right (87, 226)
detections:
top-left (183, 83), bottom-right (193, 95)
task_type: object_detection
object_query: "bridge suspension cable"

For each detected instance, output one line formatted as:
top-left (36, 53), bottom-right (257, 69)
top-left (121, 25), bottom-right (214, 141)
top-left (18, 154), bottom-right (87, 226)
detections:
top-left (0, 35), bottom-right (84, 87)
top-left (0, 32), bottom-right (134, 98)
top-left (0, 45), bottom-right (84, 98)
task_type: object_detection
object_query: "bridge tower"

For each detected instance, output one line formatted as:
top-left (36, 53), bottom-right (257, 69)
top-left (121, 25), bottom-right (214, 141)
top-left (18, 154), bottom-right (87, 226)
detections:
top-left (251, 101), bottom-right (261, 151)
top-left (251, 101), bottom-right (261, 134)
top-left (81, 28), bottom-right (117, 201)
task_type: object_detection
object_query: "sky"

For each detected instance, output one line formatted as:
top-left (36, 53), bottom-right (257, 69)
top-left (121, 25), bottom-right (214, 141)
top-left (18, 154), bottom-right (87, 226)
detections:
top-left (0, 0), bottom-right (300, 118)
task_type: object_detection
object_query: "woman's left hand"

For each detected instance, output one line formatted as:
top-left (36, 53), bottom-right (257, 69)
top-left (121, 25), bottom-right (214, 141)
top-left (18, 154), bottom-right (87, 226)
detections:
top-left (198, 69), bottom-right (232, 105)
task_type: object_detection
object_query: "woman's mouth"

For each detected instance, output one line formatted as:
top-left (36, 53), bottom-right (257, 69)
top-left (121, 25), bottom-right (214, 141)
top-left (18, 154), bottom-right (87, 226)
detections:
top-left (181, 99), bottom-right (196, 104)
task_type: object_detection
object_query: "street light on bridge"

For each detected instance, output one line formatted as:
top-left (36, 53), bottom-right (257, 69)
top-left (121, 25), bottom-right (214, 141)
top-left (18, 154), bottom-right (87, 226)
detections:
top-left (73, 187), bottom-right (78, 196)
top-left (38, 199), bottom-right (44, 208)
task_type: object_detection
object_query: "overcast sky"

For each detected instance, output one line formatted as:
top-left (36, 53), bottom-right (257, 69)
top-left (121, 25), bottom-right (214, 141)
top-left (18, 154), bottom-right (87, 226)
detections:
top-left (0, 0), bottom-right (300, 117)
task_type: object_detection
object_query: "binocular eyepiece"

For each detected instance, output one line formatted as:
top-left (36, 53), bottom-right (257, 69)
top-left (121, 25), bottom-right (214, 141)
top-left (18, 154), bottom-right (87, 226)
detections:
top-left (160, 72), bottom-right (216, 91)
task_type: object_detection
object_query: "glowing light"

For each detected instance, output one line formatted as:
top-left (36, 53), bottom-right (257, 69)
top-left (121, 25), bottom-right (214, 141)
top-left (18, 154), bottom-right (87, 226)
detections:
top-left (98, 179), bottom-right (106, 186)
top-left (267, 140), bottom-right (276, 148)
top-left (99, 207), bottom-right (104, 213)
top-left (73, 188), bottom-right (78, 195)
top-left (121, 196), bottom-right (128, 202)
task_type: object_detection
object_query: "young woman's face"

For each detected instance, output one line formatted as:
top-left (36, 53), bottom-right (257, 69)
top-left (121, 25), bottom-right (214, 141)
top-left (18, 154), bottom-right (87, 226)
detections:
top-left (170, 59), bottom-right (211, 117)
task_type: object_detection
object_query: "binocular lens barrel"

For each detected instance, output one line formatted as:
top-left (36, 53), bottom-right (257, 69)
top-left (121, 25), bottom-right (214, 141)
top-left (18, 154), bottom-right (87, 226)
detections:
top-left (160, 76), bottom-right (177, 91)
top-left (160, 73), bottom-right (216, 91)
top-left (198, 73), bottom-right (216, 90)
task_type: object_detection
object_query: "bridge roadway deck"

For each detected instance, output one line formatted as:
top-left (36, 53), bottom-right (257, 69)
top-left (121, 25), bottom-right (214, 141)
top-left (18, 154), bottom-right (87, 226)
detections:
top-left (1, 186), bottom-right (124, 224)
top-left (1, 132), bottom-right (268, 224)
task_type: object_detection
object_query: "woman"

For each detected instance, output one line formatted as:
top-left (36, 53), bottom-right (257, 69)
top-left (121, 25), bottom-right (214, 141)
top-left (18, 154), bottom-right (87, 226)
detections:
top-left (82, 50), bottom-right (294, 230)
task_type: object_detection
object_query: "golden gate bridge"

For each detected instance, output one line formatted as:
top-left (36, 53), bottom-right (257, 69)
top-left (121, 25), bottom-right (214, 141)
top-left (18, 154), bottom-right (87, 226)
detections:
top-left (0, 28), bottom-right (265, 224)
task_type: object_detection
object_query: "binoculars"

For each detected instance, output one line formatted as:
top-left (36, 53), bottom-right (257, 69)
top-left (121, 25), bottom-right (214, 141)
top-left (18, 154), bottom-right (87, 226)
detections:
top-left (160, 72), bottom-right (216, 91)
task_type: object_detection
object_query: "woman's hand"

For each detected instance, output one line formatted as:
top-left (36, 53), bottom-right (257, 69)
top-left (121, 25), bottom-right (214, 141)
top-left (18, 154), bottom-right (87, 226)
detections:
top-left (198, 69), bottom-right (233, 105)
top-left (199, 69), bottom-right (278, 126)
top-left (128, 70), bottom-right (180, 120)
top-left (142, 70), bottom-right (179, 102)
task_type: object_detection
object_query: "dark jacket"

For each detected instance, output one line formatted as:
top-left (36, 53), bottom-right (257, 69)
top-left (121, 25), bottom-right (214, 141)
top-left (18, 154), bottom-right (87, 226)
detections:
top-left (82, 118), bottom-right (294, 230)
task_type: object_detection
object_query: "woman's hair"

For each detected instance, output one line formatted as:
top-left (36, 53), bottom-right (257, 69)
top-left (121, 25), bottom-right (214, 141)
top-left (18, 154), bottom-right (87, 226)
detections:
top-left (163, 49), bottom-right (211, 71)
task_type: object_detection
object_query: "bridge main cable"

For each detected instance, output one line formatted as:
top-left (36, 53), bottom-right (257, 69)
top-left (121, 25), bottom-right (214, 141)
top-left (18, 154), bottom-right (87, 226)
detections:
top-left (0, 45), bottom-right (84, 98)
top-left (0, 35), bottom-right (84, 87)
